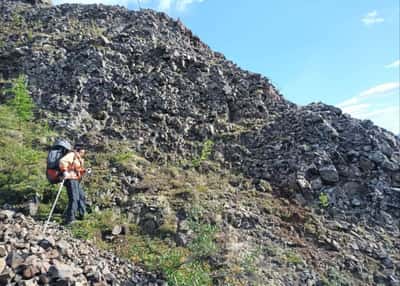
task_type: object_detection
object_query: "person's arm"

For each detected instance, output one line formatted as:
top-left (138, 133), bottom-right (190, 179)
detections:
top-left (59, 152), bottom-right (74, 178)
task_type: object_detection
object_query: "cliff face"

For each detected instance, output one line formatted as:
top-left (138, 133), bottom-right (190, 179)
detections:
top-left (1, 1), bottom-right (399, 285)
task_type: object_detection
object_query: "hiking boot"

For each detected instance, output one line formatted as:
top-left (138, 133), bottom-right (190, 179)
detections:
top-left (77, 213), bottom-right (85, 220)
top-left (63, 219), bottom-right (75, 226)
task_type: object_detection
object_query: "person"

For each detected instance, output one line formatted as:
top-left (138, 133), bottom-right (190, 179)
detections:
top-left (59, 143), bottom-right (87, 224)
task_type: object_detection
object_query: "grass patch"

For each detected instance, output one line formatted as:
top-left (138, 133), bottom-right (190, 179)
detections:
top-left (320, 267), bottom-right (353, 286)
top-left (70, 209), bottom-right (215, 286)
top-left (69, 210), bottom-right (118, 240)
top-left (283, 250), bottom-right (303, 265)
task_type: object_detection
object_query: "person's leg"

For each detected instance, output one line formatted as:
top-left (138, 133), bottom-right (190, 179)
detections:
top-left (65, 180), bottom-right (79, 224)
top-left (77, 182), bottom-right (86, 219)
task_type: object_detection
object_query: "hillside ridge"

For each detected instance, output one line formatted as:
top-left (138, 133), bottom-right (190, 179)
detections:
top-left (0, 0), bottom-right (399, 285)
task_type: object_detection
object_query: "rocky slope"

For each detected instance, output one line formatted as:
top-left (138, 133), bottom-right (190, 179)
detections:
top-left (0, 209), bottom-right (165, 285)
top-left (1, 0), bottom-right (400, 285)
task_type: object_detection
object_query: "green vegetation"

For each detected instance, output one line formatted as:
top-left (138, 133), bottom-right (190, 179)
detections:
top-left (192, 139), bottom-right (214, 168)
top-left (138, 214), bottom-right (216, 286)
top-left (319, 192), bottom-right (329, 208)
top-left (187, 209), bottom-right (218, 258)
top-left (11, 12), bottom-right (24, 27)
top-left (70, 209), bottom-right (216, 286)
top-left (68, 18), bottom-right (106, 38)
top-left (320, 267), bottom-right (352, 286)
top-left (0, 76), bottom-right (55, 205)
top-left (6, 75), bottom-right (34, 122)
top-left (0, 76), bottom-right (298, 286)
top-left (283, 249), bottom-right (303, 265)
top-left (69, 210), bottom-right (119, 250)
top-left (240, 247), bottom-right (261, 274)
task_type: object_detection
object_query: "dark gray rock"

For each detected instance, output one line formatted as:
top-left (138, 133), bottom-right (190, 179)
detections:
top-left (38, 238), bottom-right (55, 249)
top-left (6, 251), bottom-right (24, 270)
top-left (48, 261), bottom-right (74, 280)
top-left (319, 165), bottom-right (339, 184)
top-left (369, 151), bottom-right (387, 164)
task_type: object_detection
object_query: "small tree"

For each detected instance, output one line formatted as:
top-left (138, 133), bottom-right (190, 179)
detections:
top-left (7, 75), bottom-right (34, 123)
top-left (192, 140), bottom-right (214, 168)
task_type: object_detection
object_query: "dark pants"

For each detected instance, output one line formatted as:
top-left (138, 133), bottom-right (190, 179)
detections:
top-left (65, 179), bottom-right (86, 223)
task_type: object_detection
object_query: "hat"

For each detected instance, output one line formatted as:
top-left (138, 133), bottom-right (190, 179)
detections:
top-left (54, 139), bottom-right (73, 151)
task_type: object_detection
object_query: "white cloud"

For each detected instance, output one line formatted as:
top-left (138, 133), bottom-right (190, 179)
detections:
top-left (340, 103), bottom-right (370, 117)
top-left (361, 10), bottom-right (384, 25)
top-left (176, 0), bottom-right (204, 11)
top-left (336, 82), bottom-right (400, 133)
top-left (336, 97), bottom-right (359, 108)
top-left (366, 106), bottom-right (400, 134)
top-left (157, 0), bottom-right (204, 11)
top-left (157, 0), bottom-right (172, 10)
top-left (362, 106), bottom-right (398, 118)
top-left (359, 82), bottom-right (400, 97)
top-left (385, 60), bottom-right (400, 69)
top-left (337, 82), bottom-right (399, 109)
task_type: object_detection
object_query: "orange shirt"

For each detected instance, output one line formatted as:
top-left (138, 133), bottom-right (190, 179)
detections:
top-left (59, 151), bottom-right (85, 179)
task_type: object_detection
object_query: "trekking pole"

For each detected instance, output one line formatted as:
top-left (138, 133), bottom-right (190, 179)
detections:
top-left (43, 178), bottom-right (65, 233)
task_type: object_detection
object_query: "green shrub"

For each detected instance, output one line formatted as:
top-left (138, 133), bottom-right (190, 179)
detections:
top-left (166, 261), bottom-right (212, 286)
top-left (11, 12), bottom-right (24, 27)
top-left (283, 250), bottom-right (303, 265)
top-left (111, 151), bottom-right (134, 164)
top-left (320, 267), bottom-right (352, 286)
top-left (6, 75), bottom-right (34, 122)
top-left (319, 193), bottom-right (329, 208)
top-left (79, 207), bottom-right (217, 286)
top-left (70, 210), bottom-right (117, 240)
top-left (0, 76), bottom-right (55, 205)
top-left (188, 219), bottom-right (218, 258)
top-left (192, 140), bottom-right (214, 168)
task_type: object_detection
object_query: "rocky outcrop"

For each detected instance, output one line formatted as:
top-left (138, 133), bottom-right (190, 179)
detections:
top-left (0, 209), bottom-right (165, 285)
top-left (220, 103), bottom-right (400, 229)
top-left (1, 0), bottom-right (399, 229)
top-left (1, 1), bottom-right (400, 285)
top-left (0, 0), bottom-right (286, 153)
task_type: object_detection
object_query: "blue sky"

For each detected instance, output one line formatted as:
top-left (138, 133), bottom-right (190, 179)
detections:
top-left (54, 0), bottom-right (400, 134)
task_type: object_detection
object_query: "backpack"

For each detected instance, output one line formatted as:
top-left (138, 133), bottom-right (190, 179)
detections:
top-left (46, 139), bottom-right (72, 184)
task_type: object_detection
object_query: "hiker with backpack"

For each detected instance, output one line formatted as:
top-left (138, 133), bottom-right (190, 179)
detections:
top-left (59, 143), bottom-right (87, 224)
top-left (46, 139), bottom-right (89, 225)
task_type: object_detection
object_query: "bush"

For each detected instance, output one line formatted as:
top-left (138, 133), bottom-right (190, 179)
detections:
top-left (188, 219), bottom-right (218, 258)
top-left (0, 76), bottom-right (55, 205)
top-left (319, 193), bottom-right (329, 208)
top-left (6, 75), bottom-right (34, 122)
top-left (192, 140), bottom-right (214, 168)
